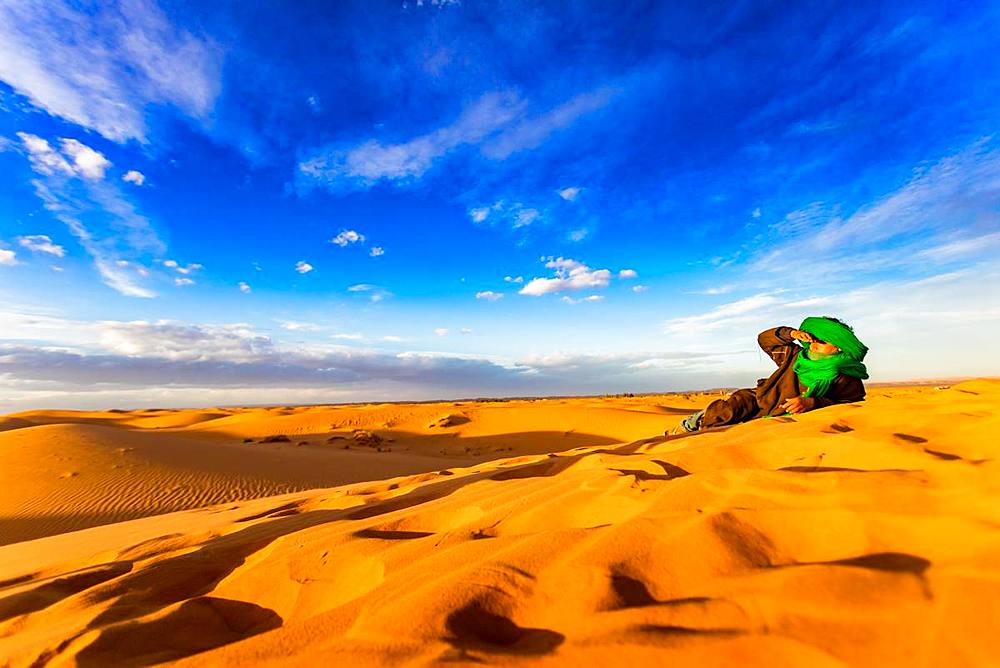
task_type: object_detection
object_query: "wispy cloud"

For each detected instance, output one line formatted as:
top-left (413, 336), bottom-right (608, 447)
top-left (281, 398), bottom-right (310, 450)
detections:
top-left (0, 248), bottom-right (16, 266)
top-left (294, 261), bottom-right (313, 274)
top-left (558, 186), bottom-right (582, 201)
top-left (752, 140), bottom-right (1000, 282)
top-left (369, 246), bottom-right (385, 257)
top-left (475, 291), bottom-right (504, 301)
top-left (18, 235), bottom-right (65, 257)
top-left (481, 87), bottom-right (619, 160)
top-left (561, 295), bottom-right (603, 304)
top-left (0, 0), bottom-right (221, 142)
top-left (279, 320), bottom-right (320, 332)
top-left (238, 281), bottom-right (252, 294)
top-left (17, 133), bottom-right (163, 297)
top-left (298, 91), bottom-right (524, 190)
top-left (687, 284), bottom-right (736, 295)
top-left (298, 85), bottom-right (618, 192)
top-left (348, 283), bottom-right (391, 302)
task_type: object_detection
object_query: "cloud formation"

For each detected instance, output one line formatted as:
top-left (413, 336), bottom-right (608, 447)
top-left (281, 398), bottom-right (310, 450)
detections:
top-left (295, 261), bottom-right (313, 274)
top-left (475, 291), bottom-right (503, 301)
top-left (17, 133), bottom-right (163, 297)
top-left (0, 0), bottom-right (221, 142)
top-left (299, 92), bottom-right (524, 190)
top-left (520, 257), bottom-right (612, 296)
top-left (752, 140), bottom-right (1000, 284)
top-left (122, 170), bottom-right (146, 186)
top-left (18, 235), bottom-right (65, 257)
top-left (298, 85), bottom-right (617, 192)
top-left (331, 229), bottom-right (365, 246)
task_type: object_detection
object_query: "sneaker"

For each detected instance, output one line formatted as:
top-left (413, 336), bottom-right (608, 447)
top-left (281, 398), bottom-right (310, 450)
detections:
top-left (667, 409), bottom-right (704, 435)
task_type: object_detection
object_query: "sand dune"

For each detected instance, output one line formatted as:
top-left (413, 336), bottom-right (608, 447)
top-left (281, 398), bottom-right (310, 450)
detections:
top-left (0, 395), bottom-right (705, 545)
top-left (0, 381), bottom-right (998, 665)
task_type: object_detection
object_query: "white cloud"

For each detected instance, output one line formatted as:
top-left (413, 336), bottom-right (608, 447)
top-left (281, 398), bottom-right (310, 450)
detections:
top-left (348, 283), bottom-right (391, 302)
top-left (174, 277), bottom-right (194, 286)
top-left (504, 275), bottom-right (524, 283)
top-left (299, 85), bottom-right (618, 192)
top-left (688, 284), bottom-right (736, 295)
top-left (752, 140), bottom-right (1000, 282)
top-left (561, 295), bottom-right (604, 304)
top-left (915, 231), bottom-right (1000, 261)
top-left (568, 228), bottom-right (588, 242)
top-left (122, 170), bottom-right (145, 186)
top-left (752, 207), bottom-right (762, 218)
top-left (381, 335), bottom-right (403, 342)
top-left (369, 246), bottom-right (384, 257)
top-left (280, 321), bottom-right (320, 331)
top-left (434, 327), bottom-right (449, 336)
top-left (17, 234), bottom-right (65, 257)
top-left (558, 187), bottom-right (582, 201)
top-left (618, 269), bottom-right (638, 279)
top-left (299, 91), bottom-right (525, 189)
top-left (520, 257), bottom-right (612, 296)
top-left (481, 87), bottom-right (619, 160)
top-left (468, 207), bottom-right (491, 223)
top-left (16, 133), bottom-right (73, 176)
top-left (238, 281), bottom-right (251, 294)
top-left (162, 259), bottom-right (202, 275)
top-left (632, 285), bottom-right (648, 293)
top-left (513, 208), bottom-right (540, 228)
top-left (0, 0), bottom-right (221, 142)
top-left (663, 292), bottom-right (783, 334)
top-left (18, 133), bottom-right (163, 298)
top-left (461, 328), bottom-right (473, 334)
top-left (295, 261), bottom-right (314, 274)
top-left (332, 333), bottom-right (363, 340)
top-left (59, 138), bottom-right (111, 179)
top-left (331, 229), bottom-right (365, 246)
top-left (0, 248), bottom-right (17, 266)
top-left (17, 134), bottom-right (111, 180)
top-left (476, 291), bottom-right (504, 301)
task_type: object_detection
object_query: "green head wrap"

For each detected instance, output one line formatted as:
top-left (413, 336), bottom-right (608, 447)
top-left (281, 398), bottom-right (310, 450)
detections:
top-left (792, 316), bottom-right (869, 398)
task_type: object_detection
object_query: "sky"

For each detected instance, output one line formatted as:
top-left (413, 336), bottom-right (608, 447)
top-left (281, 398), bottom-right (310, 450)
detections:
top-left (1, 0), bottom-right (999, 411)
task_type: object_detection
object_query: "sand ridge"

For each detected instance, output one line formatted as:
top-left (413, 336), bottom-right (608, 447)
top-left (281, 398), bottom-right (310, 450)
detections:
top-left (0, 394), bottom-right (707, 545)
top-left (0, 380), bottom-right (998, 665)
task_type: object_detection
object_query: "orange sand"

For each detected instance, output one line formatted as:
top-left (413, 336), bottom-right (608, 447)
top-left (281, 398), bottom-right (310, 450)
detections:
top-left (0, 380), bottom-right (998, 666)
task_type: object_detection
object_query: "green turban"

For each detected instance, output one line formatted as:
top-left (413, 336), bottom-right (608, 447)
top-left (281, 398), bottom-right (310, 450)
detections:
top-left (793, 316), bottom-right (869, 398)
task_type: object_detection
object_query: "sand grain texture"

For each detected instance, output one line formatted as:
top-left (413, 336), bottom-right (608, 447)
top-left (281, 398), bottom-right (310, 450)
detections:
top-left (0, 381), bottom-right (998, 666)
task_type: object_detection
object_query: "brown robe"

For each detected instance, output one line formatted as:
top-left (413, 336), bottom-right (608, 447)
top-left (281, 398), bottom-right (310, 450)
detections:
top-left (701, 326), bottom-right (866, 428)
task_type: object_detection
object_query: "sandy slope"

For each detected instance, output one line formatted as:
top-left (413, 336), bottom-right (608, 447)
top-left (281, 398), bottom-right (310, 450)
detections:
top-left (0, 380), bottom-right (998, 666)
top-left (0, 395), bottom-right (703, 545)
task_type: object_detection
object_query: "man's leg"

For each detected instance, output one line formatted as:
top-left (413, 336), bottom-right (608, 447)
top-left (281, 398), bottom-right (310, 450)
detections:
top-left (700, 389), bottom-right (759, 428)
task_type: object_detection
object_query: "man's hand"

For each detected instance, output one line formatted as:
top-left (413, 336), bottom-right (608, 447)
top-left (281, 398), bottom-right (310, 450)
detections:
top-left (790, 329), bottom-right (814, 343)
top-left (780, 396), bottom-right (816, 414)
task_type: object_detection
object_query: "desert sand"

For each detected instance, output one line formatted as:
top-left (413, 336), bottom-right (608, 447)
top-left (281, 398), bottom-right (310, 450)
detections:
top-left (0, 380), bottom-right (998, 666)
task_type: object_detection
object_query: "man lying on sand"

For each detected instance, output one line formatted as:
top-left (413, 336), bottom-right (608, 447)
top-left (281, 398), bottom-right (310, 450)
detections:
top-left (671, 316), bottom-right (869, 434)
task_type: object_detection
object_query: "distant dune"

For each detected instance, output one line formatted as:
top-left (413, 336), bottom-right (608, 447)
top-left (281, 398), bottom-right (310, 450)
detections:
top-left (0, 381), bottom-right (997, 665)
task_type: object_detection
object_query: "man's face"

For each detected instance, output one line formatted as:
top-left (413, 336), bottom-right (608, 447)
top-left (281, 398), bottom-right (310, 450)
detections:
top-left (809, 340), bottom-right (841, 355)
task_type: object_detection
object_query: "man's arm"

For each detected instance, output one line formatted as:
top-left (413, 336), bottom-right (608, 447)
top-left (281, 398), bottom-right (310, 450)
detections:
top-left (758, 326), bottom-right (797, 366)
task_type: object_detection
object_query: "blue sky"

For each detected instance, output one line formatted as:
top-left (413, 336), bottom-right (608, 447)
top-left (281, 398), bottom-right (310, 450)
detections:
top-left (1, 0), bottom-right (999, 410)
